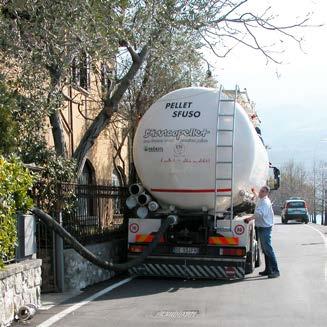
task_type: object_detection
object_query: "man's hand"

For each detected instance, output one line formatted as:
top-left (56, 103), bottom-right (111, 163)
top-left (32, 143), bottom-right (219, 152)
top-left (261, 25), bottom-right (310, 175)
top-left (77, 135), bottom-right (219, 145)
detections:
top-left (251, 188), bottom-right (257, 198)
top-left (244, 216), bottom-right (254, 224)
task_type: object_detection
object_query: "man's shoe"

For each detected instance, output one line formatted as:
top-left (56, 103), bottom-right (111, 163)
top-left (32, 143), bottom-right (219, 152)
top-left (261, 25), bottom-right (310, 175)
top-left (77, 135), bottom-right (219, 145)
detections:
top-left (258, 270), bottom-right (269, 276)
top-left (268, 272), bottom-right (280, 279)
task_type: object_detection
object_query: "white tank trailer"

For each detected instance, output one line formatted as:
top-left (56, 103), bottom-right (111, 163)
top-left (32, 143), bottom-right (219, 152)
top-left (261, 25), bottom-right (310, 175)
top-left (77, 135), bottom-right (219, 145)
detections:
top-left (127, 87), bottom-right (280, 280)
top-left (133, 87), bottom-right (269, 212)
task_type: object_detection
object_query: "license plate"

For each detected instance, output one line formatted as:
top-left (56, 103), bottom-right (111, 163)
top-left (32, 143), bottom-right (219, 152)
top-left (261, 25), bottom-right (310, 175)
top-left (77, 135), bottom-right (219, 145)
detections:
top-left (172, 247), bottom-right (200, 255)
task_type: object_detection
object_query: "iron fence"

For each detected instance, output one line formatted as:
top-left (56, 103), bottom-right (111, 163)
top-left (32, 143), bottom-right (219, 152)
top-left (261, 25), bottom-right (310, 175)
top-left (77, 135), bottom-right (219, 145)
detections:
top-left (60, 183), bottom-right (128, 245)
top-left (35, 217), bottom-right (56, 291)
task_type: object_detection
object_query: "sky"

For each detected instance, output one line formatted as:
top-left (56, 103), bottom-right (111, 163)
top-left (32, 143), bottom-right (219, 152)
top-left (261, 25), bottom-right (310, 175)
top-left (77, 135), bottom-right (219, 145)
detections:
top-left (211, 0), bottom-right (327, 170)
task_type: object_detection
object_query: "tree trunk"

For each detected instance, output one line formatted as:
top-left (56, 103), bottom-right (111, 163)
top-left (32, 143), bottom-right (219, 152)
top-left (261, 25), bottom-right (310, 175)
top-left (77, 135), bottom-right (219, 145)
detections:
top-left (48, 68), bottom-right (68, 158)
top-left (49, 111), bottom-right (67, 157)
top-left (73, 109), bottom-right (111, 175)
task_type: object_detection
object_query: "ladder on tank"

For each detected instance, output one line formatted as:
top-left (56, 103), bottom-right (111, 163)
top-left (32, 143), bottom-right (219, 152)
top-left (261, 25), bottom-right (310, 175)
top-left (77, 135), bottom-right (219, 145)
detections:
top-left (214, 85), bottom-right (239, 232)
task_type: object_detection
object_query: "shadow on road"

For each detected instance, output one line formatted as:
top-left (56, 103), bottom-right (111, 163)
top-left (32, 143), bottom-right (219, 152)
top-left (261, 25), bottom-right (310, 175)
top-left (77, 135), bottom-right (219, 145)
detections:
top-left (58, 271), bottom-right (269, 304)
top-left (241, 275), bottom-right (271, 282)
top-left (275, 222), bottom-right (305, 225)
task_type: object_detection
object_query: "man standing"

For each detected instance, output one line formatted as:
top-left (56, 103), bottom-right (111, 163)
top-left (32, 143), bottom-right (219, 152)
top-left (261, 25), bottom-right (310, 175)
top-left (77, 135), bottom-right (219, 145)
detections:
top-left (244, 186), bottom-right (280, 278)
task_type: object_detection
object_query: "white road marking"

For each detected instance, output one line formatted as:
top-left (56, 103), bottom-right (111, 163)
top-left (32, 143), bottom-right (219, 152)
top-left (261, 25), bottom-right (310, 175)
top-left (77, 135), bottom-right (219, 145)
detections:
top-left (305, 225), bottom-right (327, 281)
top-left (305, 225), bottom-right (327, 249)
top-left (37, 277), bottom-right (134, 327)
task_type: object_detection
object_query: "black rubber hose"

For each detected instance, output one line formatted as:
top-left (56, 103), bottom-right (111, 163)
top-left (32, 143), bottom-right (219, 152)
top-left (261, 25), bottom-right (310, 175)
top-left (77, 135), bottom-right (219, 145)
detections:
top-left (31, 207), bottom-right (173, 272)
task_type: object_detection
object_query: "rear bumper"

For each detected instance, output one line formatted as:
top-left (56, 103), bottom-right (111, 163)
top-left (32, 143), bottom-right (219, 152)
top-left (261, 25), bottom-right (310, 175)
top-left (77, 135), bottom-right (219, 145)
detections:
top-left (284, 214), bottom-right (309, 220)
top-left (128, 255), bottom-right (245, 280)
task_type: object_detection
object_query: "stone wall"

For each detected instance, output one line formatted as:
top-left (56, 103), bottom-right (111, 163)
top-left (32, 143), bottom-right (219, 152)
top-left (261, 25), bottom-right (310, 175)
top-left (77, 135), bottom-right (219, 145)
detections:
top-left (0, 259), bottom-right (42, 327)
top-left (64, 238), bottom-right (126, 290)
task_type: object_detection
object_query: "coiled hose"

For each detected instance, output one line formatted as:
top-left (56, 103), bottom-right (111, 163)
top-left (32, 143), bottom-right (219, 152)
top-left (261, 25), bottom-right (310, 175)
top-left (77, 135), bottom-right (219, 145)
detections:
top-left (31, 207), bottom-right (174, 272)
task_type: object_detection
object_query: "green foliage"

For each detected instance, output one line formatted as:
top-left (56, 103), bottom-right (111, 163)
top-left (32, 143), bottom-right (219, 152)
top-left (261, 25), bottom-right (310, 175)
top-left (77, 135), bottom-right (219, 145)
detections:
top-left (0, 0), bottom-right (124, 89)
top-left (34, 154), bottom-right (77, 213)
top-left (0, 77), bottom-right (76, 214)
top-left (0, 76), bottom-right (77, 213)
top-left (0, 78), bottom-right (18, 155)
top-left (0, 156), bottom-right (34, 268)
top-left (0, 0), bottom-right (127, 167)
top-left (13, 95), bottom-right (53, 164)
top-left (0, 73), bottom-right (50, 163)
top-left (0, 0), bottom-right (309, 180)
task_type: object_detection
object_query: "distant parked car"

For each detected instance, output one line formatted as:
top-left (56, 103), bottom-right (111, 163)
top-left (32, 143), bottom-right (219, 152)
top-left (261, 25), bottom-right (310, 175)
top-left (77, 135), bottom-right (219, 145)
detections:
top-left (281, 199), bottom-right (309, 224)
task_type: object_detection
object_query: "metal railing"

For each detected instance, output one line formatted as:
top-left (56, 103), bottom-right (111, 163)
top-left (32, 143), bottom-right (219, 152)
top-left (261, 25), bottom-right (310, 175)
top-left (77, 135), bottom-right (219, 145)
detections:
top-left (60, 183), bottom-right (128, 245)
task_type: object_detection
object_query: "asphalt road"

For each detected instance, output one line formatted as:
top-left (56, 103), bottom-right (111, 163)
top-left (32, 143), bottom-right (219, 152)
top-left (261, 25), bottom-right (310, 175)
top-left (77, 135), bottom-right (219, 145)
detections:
top-left (25, 217), bottom-right (327, 327)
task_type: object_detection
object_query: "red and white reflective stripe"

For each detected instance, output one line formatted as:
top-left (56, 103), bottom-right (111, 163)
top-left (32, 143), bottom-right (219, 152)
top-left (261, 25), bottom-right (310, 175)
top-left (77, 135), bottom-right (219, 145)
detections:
top-left (208, 236), bottom-right (239, 245)
top-left (135, 234), bottom-right (164, 243)
top-left (151, 188), bottom-right (232, 193)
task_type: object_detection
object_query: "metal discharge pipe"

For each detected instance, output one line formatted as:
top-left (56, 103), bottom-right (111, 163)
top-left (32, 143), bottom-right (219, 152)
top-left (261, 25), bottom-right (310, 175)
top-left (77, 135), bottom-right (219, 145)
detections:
top-left (136, 206), bottom-right (149, 218)
top-left (129, 183), bottom-right (144, 196)
top-left (137, 193), bottom-right (151, 206)
top-left (148, 201), bottom-right (159, 212)
top-left (126, 195), bottom-right (138, 209)
top-left (31, 208), bottom-right (175, 272)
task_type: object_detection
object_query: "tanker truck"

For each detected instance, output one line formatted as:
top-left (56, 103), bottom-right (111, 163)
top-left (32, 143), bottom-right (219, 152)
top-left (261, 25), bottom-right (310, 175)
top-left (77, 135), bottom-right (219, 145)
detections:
top-left (126, 86), bottom-right (280, 279)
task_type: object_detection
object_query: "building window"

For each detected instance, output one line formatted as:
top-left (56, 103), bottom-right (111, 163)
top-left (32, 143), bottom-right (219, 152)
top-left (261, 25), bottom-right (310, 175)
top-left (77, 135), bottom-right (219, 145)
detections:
top-left (71, 58), bottom-right (78, 84)
top-left (71, 52), bottom-right (90, 91)
top-left (78, 160), bottom-right (94, 185)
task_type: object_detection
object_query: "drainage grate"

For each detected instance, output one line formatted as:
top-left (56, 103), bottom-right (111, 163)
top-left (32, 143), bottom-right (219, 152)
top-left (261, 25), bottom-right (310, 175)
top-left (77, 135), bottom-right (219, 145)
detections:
top-left (153, 310), bottom-right (199, 319)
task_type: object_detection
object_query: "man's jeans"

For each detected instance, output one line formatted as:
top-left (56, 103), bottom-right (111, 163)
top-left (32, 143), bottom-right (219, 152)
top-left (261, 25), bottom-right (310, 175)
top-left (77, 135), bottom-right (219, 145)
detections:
top-left (257, 227), bottom-right (279, 274)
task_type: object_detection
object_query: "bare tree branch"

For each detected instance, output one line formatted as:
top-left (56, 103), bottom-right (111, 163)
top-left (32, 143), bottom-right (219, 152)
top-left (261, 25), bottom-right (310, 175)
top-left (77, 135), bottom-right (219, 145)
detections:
top-left (73, 44), bottom-right (149, 174)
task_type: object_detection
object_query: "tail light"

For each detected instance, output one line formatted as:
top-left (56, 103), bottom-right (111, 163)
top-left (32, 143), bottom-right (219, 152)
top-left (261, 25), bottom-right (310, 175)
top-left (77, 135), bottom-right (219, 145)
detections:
top-left (129, 245), bottom-right (145, 253)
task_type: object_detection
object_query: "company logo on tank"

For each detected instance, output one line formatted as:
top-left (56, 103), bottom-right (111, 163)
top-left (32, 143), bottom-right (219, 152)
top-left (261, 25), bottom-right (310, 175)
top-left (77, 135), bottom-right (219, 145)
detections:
top-left (143, 128), bottom-right (210, 140)
top-left (164, 101), bottom-right (201, 118)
